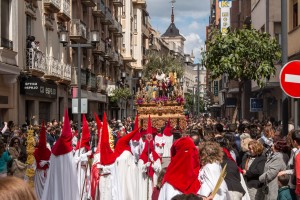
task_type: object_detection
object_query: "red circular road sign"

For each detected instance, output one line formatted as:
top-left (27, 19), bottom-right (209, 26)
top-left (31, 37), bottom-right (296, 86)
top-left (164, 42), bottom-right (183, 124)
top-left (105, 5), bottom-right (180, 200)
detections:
top-left (280, 60), bottom-right (300, 98)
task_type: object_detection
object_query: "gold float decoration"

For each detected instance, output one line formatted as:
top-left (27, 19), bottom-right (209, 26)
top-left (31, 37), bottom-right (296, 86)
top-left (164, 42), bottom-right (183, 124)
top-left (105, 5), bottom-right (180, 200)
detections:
top-left (25, 129), bottom-right (36, 188)
top-left (137, 101), bottom-right (186, 130)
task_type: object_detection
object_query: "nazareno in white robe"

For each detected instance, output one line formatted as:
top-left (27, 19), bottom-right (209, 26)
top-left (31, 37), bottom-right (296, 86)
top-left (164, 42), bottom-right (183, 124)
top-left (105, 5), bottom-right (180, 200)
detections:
top-left (162, 135), bottom-right (173, 158)
top-left (74, 148), bottom-right (91, 200)
top-left (198, 162), bottom-right (230, 200)
top-left (113, 150), bottom-right (138, 200)
top-left (34, 164), bottom-right (49, 200)
top-left (42, 152), bottom-right (80, 200)
top-left (98, 162), bottom-right (117, 200)
top-left (137, 159), bottom-right (152, 200)
top-left (158, 182), bottom-right (183, 200)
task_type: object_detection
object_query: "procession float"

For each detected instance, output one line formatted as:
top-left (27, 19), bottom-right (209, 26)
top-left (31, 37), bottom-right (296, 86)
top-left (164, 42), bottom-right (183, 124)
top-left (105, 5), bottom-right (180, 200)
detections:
top-left (135, 69), bottom-right (186, 130)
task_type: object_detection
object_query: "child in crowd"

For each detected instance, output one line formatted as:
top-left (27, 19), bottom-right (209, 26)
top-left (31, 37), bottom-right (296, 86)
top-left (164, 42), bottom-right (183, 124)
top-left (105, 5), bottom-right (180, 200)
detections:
top-left (278, 174), bottom-right (293, 200)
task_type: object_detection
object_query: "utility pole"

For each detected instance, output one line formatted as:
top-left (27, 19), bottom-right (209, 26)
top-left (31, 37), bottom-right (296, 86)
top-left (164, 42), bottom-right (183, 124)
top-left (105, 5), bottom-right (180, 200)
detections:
top-left (197, 63), bottom-right (200, 116)
top-left (281, 0), bottom-right (289, 135)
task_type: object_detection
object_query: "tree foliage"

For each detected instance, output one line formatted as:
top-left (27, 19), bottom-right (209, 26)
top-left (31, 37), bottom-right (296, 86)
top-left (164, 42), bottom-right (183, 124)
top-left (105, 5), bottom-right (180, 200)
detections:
top-left (143, 50), bottom-right (184, 80)
top-left (110, 87), bottom-right (131, 103)
top-left (205, 27), bottom-right (281, 87)
top-left (184, 93), bottom-right (194, 110)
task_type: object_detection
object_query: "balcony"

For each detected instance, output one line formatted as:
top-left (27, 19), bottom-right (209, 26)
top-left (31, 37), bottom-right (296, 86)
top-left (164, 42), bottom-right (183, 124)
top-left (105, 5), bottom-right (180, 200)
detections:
top-left (44, 57), bottom-right (62, 81)
top-left (26, 48), bottom-right (47, 77)
top-left (81, 0), bottom-right (96, 7)
top-left (288, 25), bottom-right (300, 59)
top-left (113, 0), bottom-right (123, 7)
top-left (57, 0), bottom-right (71, 21)
top-left (104, 47), bottom-right (113, 60)
top-left (142, 24), bottom-right (150, 37)
top-left (59, 63), bottom-right (72, 84)
top-left (108, 19), bottom-right (118, 32)
top-left (96, 75), bottom-right (107, 93)
top-left (92, 39), bottom-right (106, 55)
top-left (69, 19), bottom-right (87, 43)
top-left (103, 7), bottom-right (113, 25)
top-left (44, 0), bottom-right (61, 13)
top-left (119, 58), bottom-right (123, 66)
top-left (109, 19), bottom-right (122, 34)
top-left (92, 0), bottom-right (105, 18)
top-left (87, 72), bottom-right (97, 91)
top-left (132, 0), bottom-right (146, 5)
top-left (110, 51), bottom-right (119, 64)
top-left (1, 37), bottom-right (13, 50)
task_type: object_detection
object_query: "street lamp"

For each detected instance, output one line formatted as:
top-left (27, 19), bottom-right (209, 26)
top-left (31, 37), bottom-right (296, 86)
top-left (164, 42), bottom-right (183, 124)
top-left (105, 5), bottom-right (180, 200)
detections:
top-left (138, 71), bottom-right (142, 79)
top-left (121, 71), bottom-right (126, 79)
top-left (180, 77), bottom-right (184, 89)
top-left (59, 30), bottom-right (99, 138)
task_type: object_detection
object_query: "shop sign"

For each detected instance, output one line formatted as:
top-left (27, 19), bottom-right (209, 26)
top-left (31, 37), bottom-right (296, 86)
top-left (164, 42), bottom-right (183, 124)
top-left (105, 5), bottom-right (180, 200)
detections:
top-left (20, 77), bottom-right (57, 98)
top-left (250, 98), bottom-right (263, 112)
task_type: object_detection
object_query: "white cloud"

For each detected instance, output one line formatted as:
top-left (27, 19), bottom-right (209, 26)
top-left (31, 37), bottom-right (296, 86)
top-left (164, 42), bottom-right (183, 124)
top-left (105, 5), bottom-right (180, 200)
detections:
top-left (146, 0), bottom-right (210, 63)
top-left (184, 33), bottom-right (205, 62)
top-left (147, 0), bottom-right (210, 20)
top-left (188, 21), bottom-right (201, 32)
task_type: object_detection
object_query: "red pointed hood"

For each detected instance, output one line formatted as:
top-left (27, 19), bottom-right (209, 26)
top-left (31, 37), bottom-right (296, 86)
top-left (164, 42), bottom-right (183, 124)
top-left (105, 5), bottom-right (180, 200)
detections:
top-left (94, 112), bottom-right (102, 137)
top-left (114, 128), bottom-right (139, 158)
top-left (52, 109), bottom-right (73, 156)
top-left (131, 115), bottom-right (141, 142)
top-left (162, 137), bottom-right (200, 194)
top-left (100, 112), bottom-right (116, 165)
top-left (163, 118), bottom-right (173, 136)
top-left (34, 121), bottom-right (51, 170)
top-left (75, 115), bottom-right (91, 151)
top-left (94, 113), bottom-right (102, 154)
top-left (147, 115), bottom-right (152, 134)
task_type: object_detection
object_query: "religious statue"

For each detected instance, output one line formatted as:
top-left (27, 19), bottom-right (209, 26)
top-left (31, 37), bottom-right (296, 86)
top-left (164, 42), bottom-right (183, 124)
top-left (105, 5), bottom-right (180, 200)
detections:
top-left (156, 69), bottom-right (166, 81)
top-left (137, 78), bottom-right (144, 92)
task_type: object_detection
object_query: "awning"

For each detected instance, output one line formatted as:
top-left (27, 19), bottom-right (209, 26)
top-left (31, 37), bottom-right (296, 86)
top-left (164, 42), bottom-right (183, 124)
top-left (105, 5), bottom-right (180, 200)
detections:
top-left (81, 90), bottom-right (107, 103)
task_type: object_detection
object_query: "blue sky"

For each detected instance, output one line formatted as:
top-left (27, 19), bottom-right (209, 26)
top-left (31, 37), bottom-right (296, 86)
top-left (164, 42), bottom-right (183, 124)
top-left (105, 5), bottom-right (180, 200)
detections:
top-left (146, 0), bottom-right (210, 62)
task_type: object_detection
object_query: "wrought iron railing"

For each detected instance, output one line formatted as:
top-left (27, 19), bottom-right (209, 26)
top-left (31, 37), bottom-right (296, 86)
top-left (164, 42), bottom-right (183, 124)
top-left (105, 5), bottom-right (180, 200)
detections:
top-left (62, 63), bottom-right (72, 81)
top-left (113, 51), bottom-right (119, 62)
top-left (105, 7), bottom-right (113, 23)
top-left (114, 19), bottom-right (122, 32)
top-left (88, 72), bottom-right (97, 89)
top-left (26, 48), bottom-right (48, 72)
top-left (61, 0), bottom-right (70, 18)
top-left (95, 39), bottom-right (106, 52)
top-left (46, 57), bottom-right (62, 78)
top-left (45, 0), bottom-right (61, 9)
top-left (94, 0), bottom-right (105, 13)
top-left (70, 19), bottom-right (87, 39)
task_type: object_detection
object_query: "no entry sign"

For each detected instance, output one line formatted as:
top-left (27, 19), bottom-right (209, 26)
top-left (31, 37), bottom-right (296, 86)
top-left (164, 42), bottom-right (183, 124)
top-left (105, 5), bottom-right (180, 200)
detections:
top-left (280, 61), bottom-right (300, 98)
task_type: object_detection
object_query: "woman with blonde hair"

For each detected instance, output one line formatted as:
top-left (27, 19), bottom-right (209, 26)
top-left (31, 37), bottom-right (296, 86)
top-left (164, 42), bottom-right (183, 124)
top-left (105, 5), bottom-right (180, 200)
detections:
top-left (198, 141), bottom-right (229, 200)
top-left (0, 176), bottom-right (37, 200)
top-left (241, 140), bottom-right (266, 200)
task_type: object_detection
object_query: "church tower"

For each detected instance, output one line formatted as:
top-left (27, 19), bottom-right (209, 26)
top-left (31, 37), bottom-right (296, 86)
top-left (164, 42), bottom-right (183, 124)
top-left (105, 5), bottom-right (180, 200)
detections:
top-left (161, 0), bottom-right (185, 57)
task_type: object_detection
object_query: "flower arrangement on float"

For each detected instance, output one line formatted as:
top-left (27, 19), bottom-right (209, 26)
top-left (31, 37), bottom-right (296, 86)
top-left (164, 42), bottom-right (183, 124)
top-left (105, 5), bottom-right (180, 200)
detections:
top-left (176, 96), bottom-right (185, 105)
top-left (136, 97), bottom-right (144, 105)
top-left (153, 96), bottom-right (168, 104)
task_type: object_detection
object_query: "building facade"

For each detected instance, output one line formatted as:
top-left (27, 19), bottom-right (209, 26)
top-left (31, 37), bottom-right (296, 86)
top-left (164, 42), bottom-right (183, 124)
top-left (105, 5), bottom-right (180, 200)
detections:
top-left (0, 0), bottom-right (124, 125)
